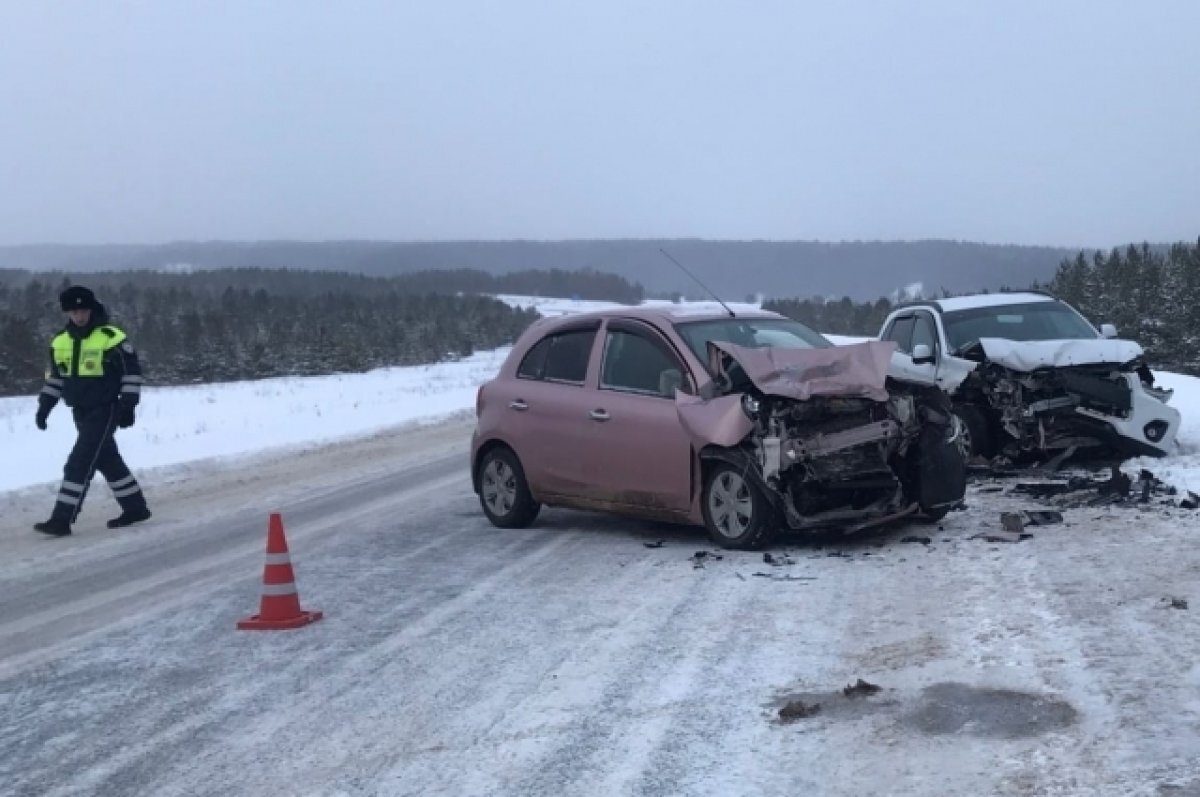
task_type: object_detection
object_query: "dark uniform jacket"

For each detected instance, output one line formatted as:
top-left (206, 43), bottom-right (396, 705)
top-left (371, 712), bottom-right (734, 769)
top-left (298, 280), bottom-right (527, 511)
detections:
top-left (38, 305), bottom-right (143, 412)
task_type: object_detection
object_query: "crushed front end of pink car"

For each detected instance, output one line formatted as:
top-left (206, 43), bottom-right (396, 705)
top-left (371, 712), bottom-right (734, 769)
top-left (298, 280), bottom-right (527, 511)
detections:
top-left (679, 340), bottom-right (966, 541)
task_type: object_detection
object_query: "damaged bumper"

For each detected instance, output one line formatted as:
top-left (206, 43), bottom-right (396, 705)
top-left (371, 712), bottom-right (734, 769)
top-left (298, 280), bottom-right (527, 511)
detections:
top-left (1071, 372), bottom-right (1180, 458)
top-left (681, 340), bottom-right (967, 533)
top-left (957, 338), bottom-right (1181, 461)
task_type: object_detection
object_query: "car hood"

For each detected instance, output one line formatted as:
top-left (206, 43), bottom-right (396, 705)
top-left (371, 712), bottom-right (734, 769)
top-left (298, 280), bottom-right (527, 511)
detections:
top-left (973, 338), bottom-right (1145, 372)
top-left (675, 340), bottom-right (898, 448)
top-left (706, 339), bottom-right (896, 401)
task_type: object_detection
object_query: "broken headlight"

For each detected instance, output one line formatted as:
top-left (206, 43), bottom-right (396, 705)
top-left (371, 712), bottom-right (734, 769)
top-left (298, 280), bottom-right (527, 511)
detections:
top-left (741, 393), bottom-right (760, 420)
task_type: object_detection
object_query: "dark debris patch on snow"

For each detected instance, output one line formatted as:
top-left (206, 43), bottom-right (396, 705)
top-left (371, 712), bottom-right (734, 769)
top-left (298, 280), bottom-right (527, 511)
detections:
top-left (842, 678), bottom-right (883, 698)
top-left (903, 682), bottom-right (1078, 739)
top-left (772, 679), bottom-right (892, 725)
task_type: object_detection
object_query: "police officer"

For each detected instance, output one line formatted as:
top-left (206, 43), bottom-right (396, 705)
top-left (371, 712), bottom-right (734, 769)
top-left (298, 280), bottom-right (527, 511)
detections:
top-left (33, 285), bottom-right (151, 536)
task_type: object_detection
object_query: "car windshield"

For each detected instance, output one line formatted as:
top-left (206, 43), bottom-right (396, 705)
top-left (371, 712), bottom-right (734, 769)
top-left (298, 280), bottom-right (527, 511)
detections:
top-left (942, 301), bottom-right (1098, 353)
top-left (674, 317), bottom-right (831, 370)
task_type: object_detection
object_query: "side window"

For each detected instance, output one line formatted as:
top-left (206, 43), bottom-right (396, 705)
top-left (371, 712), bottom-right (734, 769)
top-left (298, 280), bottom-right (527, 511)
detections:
top-left (601, 328), bottom-right (689, 397)
top-left (911, 313), bottom-right (938, 354)
top-left (886, 316), bottom-right (916, 353)
top-left (517, 337), bottom-right (551, 379)
top-left (543, 328), bottom-right (596, 383)
top-left (517, 327), bottom-right (596, 384)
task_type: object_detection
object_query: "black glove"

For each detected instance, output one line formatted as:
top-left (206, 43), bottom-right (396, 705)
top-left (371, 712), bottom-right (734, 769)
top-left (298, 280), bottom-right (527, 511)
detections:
top-left (117, 402), bottom-right (136, 429)
top-left (35, 406), bottom-right (49, 430)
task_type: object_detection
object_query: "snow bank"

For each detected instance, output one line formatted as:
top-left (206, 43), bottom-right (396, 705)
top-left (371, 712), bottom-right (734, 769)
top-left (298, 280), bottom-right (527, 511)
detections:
top-left (1124, 370), bottom-right (1200, 493)
top-left (0, 348), bottom-right (510, 493)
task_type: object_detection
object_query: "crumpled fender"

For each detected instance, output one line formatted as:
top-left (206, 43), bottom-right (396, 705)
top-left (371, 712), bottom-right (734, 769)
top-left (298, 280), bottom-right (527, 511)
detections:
top-left (675, 391), bottom-right (754, 449)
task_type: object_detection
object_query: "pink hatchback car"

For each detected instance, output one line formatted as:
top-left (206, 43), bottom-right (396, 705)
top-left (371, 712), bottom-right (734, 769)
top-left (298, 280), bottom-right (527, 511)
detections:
top-left (470, 306), bottom-right (965, 550)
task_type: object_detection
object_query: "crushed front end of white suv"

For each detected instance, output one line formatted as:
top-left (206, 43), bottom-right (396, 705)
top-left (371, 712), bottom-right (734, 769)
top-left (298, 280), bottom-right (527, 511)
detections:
top-left (879, 292), bottom-right (1180, 463)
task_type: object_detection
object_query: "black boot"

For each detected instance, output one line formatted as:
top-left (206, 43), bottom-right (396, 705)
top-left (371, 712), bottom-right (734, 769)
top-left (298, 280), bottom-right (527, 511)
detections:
top-left (34, 517), bottom-right (73, 537)
top-left (107, 506), bottom-right (152, 529)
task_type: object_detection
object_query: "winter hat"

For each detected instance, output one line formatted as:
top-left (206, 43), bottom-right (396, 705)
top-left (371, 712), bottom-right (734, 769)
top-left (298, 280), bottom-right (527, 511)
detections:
top-left (59, 285), bottom-right (99, 311)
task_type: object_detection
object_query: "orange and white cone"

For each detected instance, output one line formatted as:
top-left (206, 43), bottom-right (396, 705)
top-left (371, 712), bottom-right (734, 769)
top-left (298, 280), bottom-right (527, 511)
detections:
top-left (237, 512), bottom-right (323, 630)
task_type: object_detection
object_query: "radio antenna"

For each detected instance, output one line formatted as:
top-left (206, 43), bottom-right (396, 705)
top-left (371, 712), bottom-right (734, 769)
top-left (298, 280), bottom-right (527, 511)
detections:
top-left (658, 247), bottom-right (735, 317)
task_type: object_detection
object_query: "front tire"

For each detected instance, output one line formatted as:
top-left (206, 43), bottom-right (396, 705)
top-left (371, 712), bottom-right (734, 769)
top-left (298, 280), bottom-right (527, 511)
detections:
top-left (701, 462), bottom-right (777, 550)
top-left (955, 404), bottom-right (996, 460)
top-left (478, 447), bottom-right (541, 528)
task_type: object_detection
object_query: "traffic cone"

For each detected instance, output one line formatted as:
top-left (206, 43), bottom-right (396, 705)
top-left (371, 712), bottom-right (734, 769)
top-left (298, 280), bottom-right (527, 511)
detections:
top-left (237, 512), bottom-right (323, 630)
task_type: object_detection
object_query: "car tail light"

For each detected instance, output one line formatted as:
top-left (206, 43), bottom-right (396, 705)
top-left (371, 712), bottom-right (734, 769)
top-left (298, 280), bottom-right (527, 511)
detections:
top-left (476, 385), bottom-right (485, 418)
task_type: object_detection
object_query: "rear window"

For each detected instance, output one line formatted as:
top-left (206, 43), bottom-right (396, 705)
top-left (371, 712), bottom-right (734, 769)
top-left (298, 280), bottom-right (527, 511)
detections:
top-left (517, 327), bottom-right (596, 383)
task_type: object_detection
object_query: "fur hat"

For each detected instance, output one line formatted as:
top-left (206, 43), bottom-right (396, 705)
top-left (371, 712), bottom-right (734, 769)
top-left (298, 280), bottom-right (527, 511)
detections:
top-left (59, 285), bottom-right (99, 311)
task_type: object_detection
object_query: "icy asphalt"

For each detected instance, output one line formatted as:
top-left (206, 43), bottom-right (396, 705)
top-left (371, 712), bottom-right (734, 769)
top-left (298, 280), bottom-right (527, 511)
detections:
top-left (2, 417), bottom-right (1200, 796)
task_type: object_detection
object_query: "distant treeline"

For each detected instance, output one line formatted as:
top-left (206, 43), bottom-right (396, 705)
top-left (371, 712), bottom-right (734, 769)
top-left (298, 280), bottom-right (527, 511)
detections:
top-left (6, 238), bottom-right (1196, 398)
top-left (2, 267), bottom-right (651, 396)
top-left (0, 239), bottom-right (1076, 300)
top-left (761, 296), bottom-right (895, 338)
top-left (1042, 238), bottom-right (1200, 373)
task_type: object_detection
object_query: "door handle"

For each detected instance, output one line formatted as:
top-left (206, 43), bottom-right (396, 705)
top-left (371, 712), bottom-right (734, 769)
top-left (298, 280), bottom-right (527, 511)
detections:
top-left (589, 409), bottom-right (610, 422)
top-left (509, 400), bottom-right (529, 411)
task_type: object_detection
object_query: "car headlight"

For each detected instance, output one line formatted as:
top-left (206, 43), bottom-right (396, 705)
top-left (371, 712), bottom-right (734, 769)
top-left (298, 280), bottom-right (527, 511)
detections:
top-left (741, 394), bottom-right (760, 420)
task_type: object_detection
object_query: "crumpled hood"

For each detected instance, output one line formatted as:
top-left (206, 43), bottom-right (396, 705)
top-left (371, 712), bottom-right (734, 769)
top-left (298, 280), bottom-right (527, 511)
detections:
top-left (976, 338), bottom-right (1144, 372)
top-left (707, 340), bottom-right (896, 401)
top-left (674, 340), bottom-right (898, 449)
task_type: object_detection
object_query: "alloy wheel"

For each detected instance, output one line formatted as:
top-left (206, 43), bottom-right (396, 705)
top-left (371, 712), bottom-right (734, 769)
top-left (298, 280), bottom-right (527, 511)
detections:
top-left (481, 458), bottom-right (516, 517)
top-left (708, 471), bottom-right (754, 538)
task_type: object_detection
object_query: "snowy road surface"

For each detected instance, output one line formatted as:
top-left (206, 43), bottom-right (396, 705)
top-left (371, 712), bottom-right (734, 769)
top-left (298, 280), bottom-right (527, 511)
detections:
top-left (3, 417), bottom-right (1200, 796)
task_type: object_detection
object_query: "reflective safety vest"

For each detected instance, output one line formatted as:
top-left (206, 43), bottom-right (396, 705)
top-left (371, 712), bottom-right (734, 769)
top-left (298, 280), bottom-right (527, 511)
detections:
top-left (51, 326), bottom-right (128, 378)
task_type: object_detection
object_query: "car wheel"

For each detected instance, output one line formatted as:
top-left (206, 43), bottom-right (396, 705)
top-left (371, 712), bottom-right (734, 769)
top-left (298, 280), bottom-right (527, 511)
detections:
top-left (478, 447), bottom-right (541, 529)
top-left (701, 462), bottom-right (777, 550)
top-left (954, 405), bottom-right (996, 460)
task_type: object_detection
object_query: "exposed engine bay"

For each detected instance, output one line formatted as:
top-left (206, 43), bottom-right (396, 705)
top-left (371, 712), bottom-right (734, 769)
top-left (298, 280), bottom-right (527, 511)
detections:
top-left (679, 340), bottom-right (966, 532)
top-left (953, 338), bottom-right (1179, 461)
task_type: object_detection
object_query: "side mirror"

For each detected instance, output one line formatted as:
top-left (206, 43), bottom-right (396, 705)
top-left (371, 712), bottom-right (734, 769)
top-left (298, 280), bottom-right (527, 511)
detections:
top-left (911, 343), bottom-right (936, 365)
top-left (1100, 323), bottom-right (1118, 339)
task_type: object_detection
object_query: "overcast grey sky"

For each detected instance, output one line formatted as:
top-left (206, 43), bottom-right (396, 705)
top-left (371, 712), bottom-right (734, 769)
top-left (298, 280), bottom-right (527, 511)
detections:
top-left (1, 1), bottom-right (1197, 247)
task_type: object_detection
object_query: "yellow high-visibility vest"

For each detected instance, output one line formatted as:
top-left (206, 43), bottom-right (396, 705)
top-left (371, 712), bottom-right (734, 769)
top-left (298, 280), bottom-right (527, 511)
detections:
top-left (50, 326), bottom-right (128, 378)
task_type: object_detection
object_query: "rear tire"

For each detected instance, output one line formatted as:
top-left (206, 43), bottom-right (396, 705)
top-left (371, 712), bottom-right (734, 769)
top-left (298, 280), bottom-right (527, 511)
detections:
top-left (701, 462), bottom-right (777, 550)
top-left (478, 447), bottom-right (541, 529)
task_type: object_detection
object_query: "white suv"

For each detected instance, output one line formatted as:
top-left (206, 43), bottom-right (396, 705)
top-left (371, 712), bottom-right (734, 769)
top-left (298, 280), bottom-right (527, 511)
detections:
top-left (878, 291), bottom-right (1180, 463)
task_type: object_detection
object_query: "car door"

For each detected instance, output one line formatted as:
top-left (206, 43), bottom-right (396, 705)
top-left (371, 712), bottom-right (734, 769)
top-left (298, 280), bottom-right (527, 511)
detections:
top-left (499, 322), bottom-right (603, 498)
top-left (883, 311), bottom-right (943, 385)
top-left (882, 313), bottom-right (918, 374)
top-left (906, 311), bottom-right (940, 383)
top-left (579, 319), bottom-right (695, 513)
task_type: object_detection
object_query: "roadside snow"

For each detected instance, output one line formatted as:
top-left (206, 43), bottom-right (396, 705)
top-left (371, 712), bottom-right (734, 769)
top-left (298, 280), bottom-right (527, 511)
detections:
top-left (0, 348), bottom-right (509, 494)
top-left (1124, 370), bottom-right (1200, 493)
